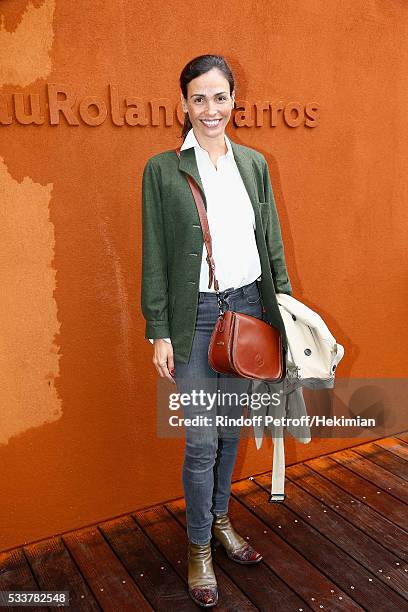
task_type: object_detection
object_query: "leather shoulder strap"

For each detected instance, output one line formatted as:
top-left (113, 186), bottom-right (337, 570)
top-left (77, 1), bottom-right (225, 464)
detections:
top-left (175, 147), bottom-right (219, 291)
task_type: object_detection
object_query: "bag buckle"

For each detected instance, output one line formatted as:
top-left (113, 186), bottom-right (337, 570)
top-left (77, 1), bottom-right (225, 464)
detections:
top-left (216, 289), bottom-right (225, 316)
top-left (216, 286), bottom-right (234, 316)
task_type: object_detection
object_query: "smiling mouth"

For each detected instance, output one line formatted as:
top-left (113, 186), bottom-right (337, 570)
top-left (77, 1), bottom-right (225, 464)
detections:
top-left (201, 119), bottom-right (222, 127)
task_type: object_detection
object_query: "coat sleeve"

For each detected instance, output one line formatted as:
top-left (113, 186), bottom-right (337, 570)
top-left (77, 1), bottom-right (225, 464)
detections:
top-left (141, 158), bottom-right (171, 339)
top-left (262, 157), bottom-right (293, 296)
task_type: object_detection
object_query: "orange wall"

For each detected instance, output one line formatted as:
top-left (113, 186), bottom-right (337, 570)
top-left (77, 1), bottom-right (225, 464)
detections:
top-left (0, 0), bottom-right (407, 551)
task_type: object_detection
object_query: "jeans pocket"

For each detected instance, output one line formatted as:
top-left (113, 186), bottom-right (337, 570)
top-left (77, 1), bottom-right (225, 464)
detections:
top-left (245, 287), bottom-right (261, 304)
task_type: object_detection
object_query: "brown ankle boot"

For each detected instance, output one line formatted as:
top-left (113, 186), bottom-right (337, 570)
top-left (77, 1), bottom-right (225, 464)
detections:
top-left (212, 513), bottom-right (263, 564)
top-left (187, 540), bottom-right (218, 607)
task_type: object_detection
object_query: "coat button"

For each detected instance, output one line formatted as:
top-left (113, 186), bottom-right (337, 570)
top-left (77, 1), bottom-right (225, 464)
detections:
top-left (304, 348), bottom-right (312, 356)
top-left (292, 314), bottom-right (296, 321)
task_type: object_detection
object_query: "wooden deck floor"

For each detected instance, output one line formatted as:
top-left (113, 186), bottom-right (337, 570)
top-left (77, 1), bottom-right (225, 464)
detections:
top-left (1, 433), bottom-right (408, 611)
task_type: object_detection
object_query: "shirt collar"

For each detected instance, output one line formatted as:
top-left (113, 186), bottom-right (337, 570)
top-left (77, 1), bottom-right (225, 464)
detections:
top-left (180, 127), bottom-right (234, 159)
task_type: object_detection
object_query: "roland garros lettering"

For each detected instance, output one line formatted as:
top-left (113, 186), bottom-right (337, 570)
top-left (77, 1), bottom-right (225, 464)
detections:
top-left (0, 83), bottom-right (320, 128)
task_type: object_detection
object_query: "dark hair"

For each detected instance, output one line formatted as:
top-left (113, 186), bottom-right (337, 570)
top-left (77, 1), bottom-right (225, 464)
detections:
top-left (179, 54), bottom-right (235, 140)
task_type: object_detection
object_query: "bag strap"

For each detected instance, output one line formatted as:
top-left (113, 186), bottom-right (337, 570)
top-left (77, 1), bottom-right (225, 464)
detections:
top-left (175, 147), bottom-right (219, 291)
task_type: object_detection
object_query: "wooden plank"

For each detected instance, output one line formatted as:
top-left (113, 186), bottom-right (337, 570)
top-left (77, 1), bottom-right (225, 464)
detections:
top-left (306, 456), bottom-right (407, 530)
top-left (24, 536), bottom-right (100, 611)
top-left (137, 504), bottom-right (257, 611)
top-left (162, 498), bottom-right (311, 611)
top-left (374, 437), bottom-right (408, 461)
top-left (236, 476), bottom-right (403, 611)
top-left (99, 514), bottom-right (196, 611)
top-left (63, 526), bottom-right (152, 612)
top-left (228, 481), bottom-right (364, 611)
top-left (353, 442), bottom-right (408, 481)
top-left (330, 449), bottom-right (408, 504)
top-left (286, 462), bottom-right (408, 561)
top-left (256, 472), bottom-right (408, 601)
top-left (395, 432), bottom-right (408, 444)
top-left (0, 548), bottom-right (48, 612)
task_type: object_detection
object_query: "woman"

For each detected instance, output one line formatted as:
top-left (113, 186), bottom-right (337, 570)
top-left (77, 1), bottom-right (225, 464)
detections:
top-left (141, 54), bottom-right (292, 608)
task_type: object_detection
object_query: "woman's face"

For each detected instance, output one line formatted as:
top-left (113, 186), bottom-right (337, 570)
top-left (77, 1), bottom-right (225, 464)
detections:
top-left (181, 67), bottom-right (235, 141)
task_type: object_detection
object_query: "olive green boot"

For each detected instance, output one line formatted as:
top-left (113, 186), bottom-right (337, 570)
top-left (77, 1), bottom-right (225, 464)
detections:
top-left (187, 540), bottom-right (218, 607)
top-left (212, 513), bottom-right (263, 564)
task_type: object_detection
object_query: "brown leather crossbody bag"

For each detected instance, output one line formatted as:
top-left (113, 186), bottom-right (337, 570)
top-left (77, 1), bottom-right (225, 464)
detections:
top-left (175, 147), bottom-right (286, 382)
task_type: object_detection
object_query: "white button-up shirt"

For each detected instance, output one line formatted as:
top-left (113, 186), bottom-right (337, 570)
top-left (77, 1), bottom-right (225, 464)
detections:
top-left (149, 127), bottom-right (262, 343)
top-left (181, 127), bottom-right (261, 292)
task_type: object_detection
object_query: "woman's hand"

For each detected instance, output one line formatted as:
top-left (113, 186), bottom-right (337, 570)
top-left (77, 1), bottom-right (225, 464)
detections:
top-left (152, 339), bottom-right (176, 384)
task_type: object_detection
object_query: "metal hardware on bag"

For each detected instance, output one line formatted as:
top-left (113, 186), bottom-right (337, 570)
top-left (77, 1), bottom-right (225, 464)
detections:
top-left (216, 289), bottom-right (224, 315)
top-left (215, 286), bottom-right (234, 316)
top-left (287, 365), bottom-right (301, 380)
top-left (217, 288), bottom-right (230, 315)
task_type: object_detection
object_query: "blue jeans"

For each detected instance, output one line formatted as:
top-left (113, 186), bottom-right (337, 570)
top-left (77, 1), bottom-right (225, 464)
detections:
top-left (173, 280), bottom-right (263, 545)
